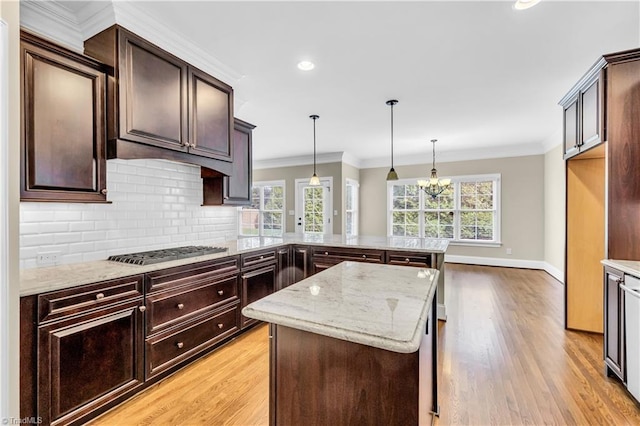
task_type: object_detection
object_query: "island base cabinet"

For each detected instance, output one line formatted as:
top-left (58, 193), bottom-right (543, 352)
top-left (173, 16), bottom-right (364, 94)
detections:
top-left (269, 323), bottom-right (435, 426)
top-left (38, 300), bottom-right (144, 426)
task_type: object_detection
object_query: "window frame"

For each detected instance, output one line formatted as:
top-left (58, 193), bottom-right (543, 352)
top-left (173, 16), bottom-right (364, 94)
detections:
top-left (239, 180), bottom-right (286, 237)
top-left (387, 173), bottom-right (501, 246)
top-left (345, 178), bottom-right (359, 236)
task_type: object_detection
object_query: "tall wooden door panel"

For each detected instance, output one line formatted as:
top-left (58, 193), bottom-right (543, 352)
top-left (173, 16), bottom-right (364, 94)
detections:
top-left (21, 32), bottom-right (107, 202)
top-left (607, 59), bottom-right (640, 260)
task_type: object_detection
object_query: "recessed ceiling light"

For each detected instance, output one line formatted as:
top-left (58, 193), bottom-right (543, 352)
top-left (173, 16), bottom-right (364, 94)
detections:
top-left (514, 0), bottom-right (541, 10)
top-left (297, 60), bottom-right (315, 71)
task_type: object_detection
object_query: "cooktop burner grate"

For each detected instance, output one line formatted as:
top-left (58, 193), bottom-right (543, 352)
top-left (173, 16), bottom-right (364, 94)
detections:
top-left (107, 245), bottom-right (228, 265)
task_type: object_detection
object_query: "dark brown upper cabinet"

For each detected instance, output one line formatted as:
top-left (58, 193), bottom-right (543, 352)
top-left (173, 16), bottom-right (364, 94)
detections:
top-left (84, 25), bottom-right (233, 167)
top-left (20, 31), bottom-right (108, 203)
top-left (202, 118), bottom-right (254, 206)
top-left (559, 58), bottom-right (605, 160)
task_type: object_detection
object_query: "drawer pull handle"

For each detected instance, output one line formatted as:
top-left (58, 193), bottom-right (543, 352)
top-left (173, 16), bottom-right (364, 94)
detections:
top-left (218, 290), bottom-right (224, 296)
top-left (362, 254), bottom-right (366, 258)
top-left (139, 306), bottom-right (146, 312)
top-left (95, 293), bottom-right (105, 300)
top-left (100, 189), bottom-right (108, 195)
top-left (260, 255), bottom-right (264, 259)
top-left (217, 323), bottom-right (224, 329)
top-left (405, 258), bottom-right (410, 263)
top-left (177, 303), bottom-right (184, 310)
top-left (325, 252), bottom-right (328, 255)
top-left (176, 342), bottom-right (184, 349)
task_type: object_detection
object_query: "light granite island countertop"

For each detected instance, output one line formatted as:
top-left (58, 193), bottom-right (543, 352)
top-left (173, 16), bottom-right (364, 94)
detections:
top-left (243, 261), bottom-right (440, 425)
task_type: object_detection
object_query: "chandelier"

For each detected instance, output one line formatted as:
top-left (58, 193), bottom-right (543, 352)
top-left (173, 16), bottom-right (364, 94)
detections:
top-left (417, 139), bottom-right (451, 198)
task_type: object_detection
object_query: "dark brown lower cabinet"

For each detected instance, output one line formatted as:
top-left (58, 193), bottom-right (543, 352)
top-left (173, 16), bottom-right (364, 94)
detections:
top-left (276, 246), bottom-right (291, 290)
top-left (292, 245), bottom-right (311, 284)
top-left (241, 263), bottom-right (276, 328)
top-left (38, 299), bottom-right (145, 426)
top-left (604, 266), bottom-right (625, 381)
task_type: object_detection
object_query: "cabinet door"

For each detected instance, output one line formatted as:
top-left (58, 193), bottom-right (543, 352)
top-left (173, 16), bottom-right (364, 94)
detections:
top-left (563, 98), bottom-right (579, 159)
top-left (277, 247), bottom-right (291, 290)
top-left (38, 300), bottom-right (144, 425)
top-left (224, 120), bottom-right (253, 204)
top-left (293, 246), bottom-right (311, 283)
top-left (119, 31), bottom-right (188, 151)
top-left (241, 264), bottom-right (276, 328)
top-left (21, 33), bottom-right (107, 202)
top-left (580, 76), bottom-right (601, 150)
top-left (188, 67), bottom-right (233, 161)
top-left (604, 267), bottom-right (625, 381)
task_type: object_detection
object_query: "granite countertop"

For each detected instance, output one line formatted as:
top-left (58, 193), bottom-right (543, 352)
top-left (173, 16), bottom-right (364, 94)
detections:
top-left (242, 261), bottom-right (438, 353)
top-left (601, 259), bottom-right (640, 277)
top-left (20, 235), bottom-right (449, 296)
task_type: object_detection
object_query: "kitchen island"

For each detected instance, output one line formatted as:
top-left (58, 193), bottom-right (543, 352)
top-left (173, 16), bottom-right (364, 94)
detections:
top-left (243, 261), bottom-right (439, 426)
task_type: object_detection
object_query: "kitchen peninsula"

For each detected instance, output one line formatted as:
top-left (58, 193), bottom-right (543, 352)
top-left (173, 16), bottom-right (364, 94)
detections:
top-left (242, 261), bottom-right (439, 425)
top-left (19, 235), bottom-right (448, 425)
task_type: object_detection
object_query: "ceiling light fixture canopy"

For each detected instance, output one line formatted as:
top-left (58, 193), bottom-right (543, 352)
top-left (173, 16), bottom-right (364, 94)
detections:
top-left (418, 139), bottom-right (451, 198)
top-left (513, 0), bottom-right (541, 10)
top-left (309, 114), bottom-right (321, 186)
top-left (386, 99), bottom-right (399, 181)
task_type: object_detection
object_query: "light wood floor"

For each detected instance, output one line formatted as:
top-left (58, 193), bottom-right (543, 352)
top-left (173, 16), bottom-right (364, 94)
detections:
top-left (90, 264), bottom-right (640, 425)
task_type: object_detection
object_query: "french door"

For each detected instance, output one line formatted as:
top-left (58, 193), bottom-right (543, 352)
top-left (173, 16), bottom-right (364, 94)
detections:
top-left (295, 178), bottom-right (332, 235)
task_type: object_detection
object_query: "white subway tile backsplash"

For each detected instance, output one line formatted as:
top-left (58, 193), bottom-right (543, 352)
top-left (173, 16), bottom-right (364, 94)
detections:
top-left (20, 158), bottom-right (238, 268)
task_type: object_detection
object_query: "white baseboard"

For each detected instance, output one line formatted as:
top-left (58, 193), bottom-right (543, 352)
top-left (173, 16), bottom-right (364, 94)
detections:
top-left (444, 255), bottom-right (564, 284)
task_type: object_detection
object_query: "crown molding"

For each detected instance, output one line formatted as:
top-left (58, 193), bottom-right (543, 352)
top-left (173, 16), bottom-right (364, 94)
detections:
top-left (20, 0), bottom-right (84, 52)
top-left (341, 152), bottom-right (363, 169)
top-left (75, 0), bottom-right (116, 40)
top-left (359, 142), bottom-right (546, 169)
top-left (253, 152), bottom-right (346, 170)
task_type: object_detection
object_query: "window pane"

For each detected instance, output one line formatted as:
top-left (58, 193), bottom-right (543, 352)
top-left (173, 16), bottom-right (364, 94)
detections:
top-left (346, 185), bottom-right (353, 210)
top-left (304, 187), bottom-right (324, 233)
top-left (250, 187), bottom-right (260, 209)
top-left (264, 185), bottom-right (284, 210)
top-left (240, 210), bottom-right (259, 236)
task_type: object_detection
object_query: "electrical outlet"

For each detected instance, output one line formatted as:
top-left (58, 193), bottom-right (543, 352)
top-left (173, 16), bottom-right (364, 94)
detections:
top-left (37, 252), bottom-right (60, 266)
top-left (506, 248), bottom-right (512, 255)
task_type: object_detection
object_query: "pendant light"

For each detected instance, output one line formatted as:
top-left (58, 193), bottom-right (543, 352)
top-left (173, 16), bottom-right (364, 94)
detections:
top-left (309, 114), bottom-right (321, 186)
top-left (418, 139), bottom-right (451, 198)
top-left (385, 100), bottom-right (399, 181)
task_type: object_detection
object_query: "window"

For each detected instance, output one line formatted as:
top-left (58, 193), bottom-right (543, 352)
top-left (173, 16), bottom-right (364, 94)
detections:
top-left (388, 174), bottom-right (501, 245)
top-left (239, 181), bottom-right (285, 237)
top-left (345, 179), bottom-right (359, 236)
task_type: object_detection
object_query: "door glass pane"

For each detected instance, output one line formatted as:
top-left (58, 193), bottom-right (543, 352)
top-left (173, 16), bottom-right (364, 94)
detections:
top-left (304, 186), bottom-right (324, 234)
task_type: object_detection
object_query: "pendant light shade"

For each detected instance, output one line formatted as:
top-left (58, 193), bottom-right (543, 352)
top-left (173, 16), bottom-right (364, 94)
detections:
top-left (418, 139), bottom-right (451, 198)
top-left (386, 100), bottom-right (399, 181)
top-left (309, 115), bottom-right (321, 186)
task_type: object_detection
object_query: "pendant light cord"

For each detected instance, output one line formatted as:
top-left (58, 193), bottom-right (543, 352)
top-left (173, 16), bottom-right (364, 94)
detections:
top-left (432, 139), bottom-right (436, 170)
top-left (390, 103), bottom-right (394, 168)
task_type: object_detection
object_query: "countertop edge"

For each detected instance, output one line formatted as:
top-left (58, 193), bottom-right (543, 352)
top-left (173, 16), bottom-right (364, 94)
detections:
top-left (602, 259), bottom-right (640, 277)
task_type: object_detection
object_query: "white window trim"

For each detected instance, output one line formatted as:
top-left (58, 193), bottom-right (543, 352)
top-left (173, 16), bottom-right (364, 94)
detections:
top-left (345, 178), bottom-right (359, 236)
top-left (387, 173), bottom-right (501, 246)
top-left (239, 180), bottom-right (286, 237)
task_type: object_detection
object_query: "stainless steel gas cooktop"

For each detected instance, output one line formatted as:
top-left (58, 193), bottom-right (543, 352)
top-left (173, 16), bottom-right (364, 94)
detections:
top-left (107, 245), bottom-right (228, 265)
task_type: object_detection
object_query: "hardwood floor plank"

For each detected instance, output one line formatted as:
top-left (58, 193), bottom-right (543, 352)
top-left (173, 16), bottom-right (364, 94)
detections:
top-left (91, 264), bottom-right (640, 425)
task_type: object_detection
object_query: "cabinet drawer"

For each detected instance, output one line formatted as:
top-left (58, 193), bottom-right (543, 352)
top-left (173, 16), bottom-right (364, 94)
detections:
top-left (311, 247), bottom-right (384, 263)
top-left (146, 272), bottom-right (238, 335)
top-left (38, 275), bottom-right (144, 323)
top-left (146, 305), bottom-right (239, 378)
top-left (241, 249), bottom-right (277, 268)
top-left (386, 251), bottom-right (432, 267)
top-left (146, 256), bottom-right (238, 294)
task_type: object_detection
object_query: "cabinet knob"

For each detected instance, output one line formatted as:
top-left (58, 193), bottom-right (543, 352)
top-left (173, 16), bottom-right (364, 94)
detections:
top-left (325, 252), bottom-right (328, 256)
top-left (177, 303), bottom-right (184, 310)
top-left (139, 305), bottom-right (146, 312)
top-left (176, 342), bottom-right (184, 349)
top-left (362, 254), bottom-right (366, 259)
top-left (218, 290), bottom-right (224, 296)
top-left (95, 293), bottom-right (105, 300)
top-left (260, 255), bottom-right (264, 259)
top-left (405, 258), bottom-right (410, 263)
top-left (100, 189), bottom-right (108, 195)
top-left (217, 323), bottom-right (224, 329)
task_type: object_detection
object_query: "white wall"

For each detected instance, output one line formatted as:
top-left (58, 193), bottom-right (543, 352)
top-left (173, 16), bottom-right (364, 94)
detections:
top-left (20, 159), bottom-right (239, 269)
top-left (1, 0), bottom-right (21, 420)
top-left (544, 144), bottom-right (566, 282)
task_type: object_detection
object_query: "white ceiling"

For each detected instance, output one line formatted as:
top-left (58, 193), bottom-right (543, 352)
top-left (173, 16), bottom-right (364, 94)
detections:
top-left (32, 1), bottom-right (640, 167)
